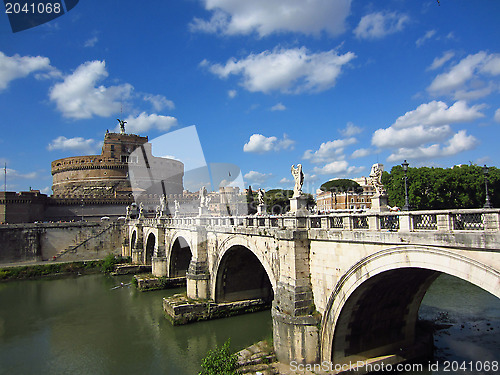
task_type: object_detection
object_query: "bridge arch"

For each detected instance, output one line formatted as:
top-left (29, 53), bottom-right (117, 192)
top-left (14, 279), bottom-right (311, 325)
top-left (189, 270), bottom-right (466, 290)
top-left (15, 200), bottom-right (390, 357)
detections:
top-left (169, 235), bottom-right (192, 277)
top-left (320, 245), bottom-right (500, 365)
top-left (130, 230), bottom-right (137, 251)
top-left (144, 232), bottom-right (156, 265)
top-left (213, 236), bottom-right (276, 303)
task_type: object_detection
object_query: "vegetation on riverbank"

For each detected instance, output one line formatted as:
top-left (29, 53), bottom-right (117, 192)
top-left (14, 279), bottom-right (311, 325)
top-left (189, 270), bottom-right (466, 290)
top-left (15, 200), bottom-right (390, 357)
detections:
top-left (0, 255), bottom-right (131, 281)
top-left (199, 339), bottom-right (238, 375)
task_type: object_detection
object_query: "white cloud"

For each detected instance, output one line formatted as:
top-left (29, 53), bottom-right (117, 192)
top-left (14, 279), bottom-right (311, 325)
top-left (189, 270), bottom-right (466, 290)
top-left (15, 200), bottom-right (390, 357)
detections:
top-left (122, 112), bottom-right (178, 133)
top-left (373, 100), bottom-right (484, 162)
top-left (354, 11), bottom-right (409, 40)
top-left (143, 94), bottom-right (175, 111)
top-left (243, 133), bottom-right (294, 153)
top-left (49, 60), bottom-right (133, 119)
top-left (84, 36), bottom-right (98, 47)
top-left (387, 130), bottom-right (479, 162)
top-left (303, 137), bottom-right (357, 164)
top-left (205, 47), bottom-right (356, 94)
top-left (340, 122), bottom-right (362, 137)
top-left (0, 51), bottom-right (56, 91)
top-left (312, 161), bottom-right (364, 176)
top-left (228, 89), bottom-right (237, 98)
top-left (279, 177), bottom-right (291, 184)
top-left (47, 136), bottom-right (99, 154)
top-left (495, 108), bottom-right (500, 123)
top-left (416, 30), bottom-right (436, 47)
top-left (428, 51), bottom-right (500, 98)
top-left (391, 100), bottom-right (485, 129)
top-left (428, 51), bottom-right (455, 71)
top-left (190, 0), bottom-right (352, 37)
top-left (244, 170), bottom-right (272, 184)
top-left (5, 168), bottom-right (38, 179)
top-left (351, 148), bottom-right (372, 159)
top-left (271, 102), bottom-right (286, 111)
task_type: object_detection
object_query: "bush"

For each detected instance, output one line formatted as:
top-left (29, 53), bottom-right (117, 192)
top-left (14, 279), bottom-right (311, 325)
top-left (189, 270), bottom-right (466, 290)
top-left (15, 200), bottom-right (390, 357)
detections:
top-left (199, 339), bottom-right (238, 375)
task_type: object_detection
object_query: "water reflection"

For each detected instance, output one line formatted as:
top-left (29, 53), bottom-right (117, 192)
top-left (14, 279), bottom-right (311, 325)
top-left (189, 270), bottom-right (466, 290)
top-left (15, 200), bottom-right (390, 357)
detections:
top-left (0, 273), bottom-right (497, 374)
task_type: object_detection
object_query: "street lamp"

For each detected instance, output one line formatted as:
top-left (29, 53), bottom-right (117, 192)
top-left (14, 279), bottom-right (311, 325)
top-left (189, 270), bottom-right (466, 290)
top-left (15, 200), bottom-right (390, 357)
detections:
top-left (402, 160), bottom-right (411, 211)
top-left (81, 199), bottom-right (85, 223)
top-left (483, 165), bottom-right (492, 209)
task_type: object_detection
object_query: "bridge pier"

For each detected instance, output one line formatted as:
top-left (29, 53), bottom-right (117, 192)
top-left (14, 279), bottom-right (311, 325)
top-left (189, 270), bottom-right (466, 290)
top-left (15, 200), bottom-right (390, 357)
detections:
top-left (272, 229), bottom-right (320, 364)
top-left (186, 259), bottom-right (210, 299)
top-left (152, 256), bottom-right (168, 276)
top-left (131, 224), bottom-right (143, 264)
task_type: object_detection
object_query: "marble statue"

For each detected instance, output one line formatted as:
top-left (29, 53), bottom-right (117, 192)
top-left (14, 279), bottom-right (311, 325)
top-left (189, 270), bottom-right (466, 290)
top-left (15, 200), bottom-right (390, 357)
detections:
top-left (291, 164), bottom-right (304, 198)
top-left (368, 163), bottom-right (386, 196)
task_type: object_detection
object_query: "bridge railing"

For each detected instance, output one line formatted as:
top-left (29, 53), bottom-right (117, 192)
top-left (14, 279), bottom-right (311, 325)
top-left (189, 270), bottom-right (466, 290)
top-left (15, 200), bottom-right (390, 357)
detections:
top-left (128, 208), bottom-right (500, 232)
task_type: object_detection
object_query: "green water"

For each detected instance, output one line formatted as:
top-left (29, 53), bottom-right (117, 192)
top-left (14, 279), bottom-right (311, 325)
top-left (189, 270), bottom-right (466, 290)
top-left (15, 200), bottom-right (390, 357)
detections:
top-left (0, 274), bottom-right (272, 375)
top-left (0, 273), bottom-right (498, 374)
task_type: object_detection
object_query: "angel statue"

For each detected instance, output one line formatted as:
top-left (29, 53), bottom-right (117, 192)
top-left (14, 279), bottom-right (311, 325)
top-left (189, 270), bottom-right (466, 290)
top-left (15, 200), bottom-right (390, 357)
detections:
top-left (117, 119), bottom-right (127, 134)
top-left (291, 164), bottom-right (304, 198)
top-left (199, 186), bottom-right (208, 208)
top-left (368, 163), bottom-right (386, 196)
top-left (258, 189), bottom-right (265, 205)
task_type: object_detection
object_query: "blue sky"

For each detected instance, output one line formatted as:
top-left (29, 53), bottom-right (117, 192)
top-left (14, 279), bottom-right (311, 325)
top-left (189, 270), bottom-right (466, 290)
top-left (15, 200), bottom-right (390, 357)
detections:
top-left (1, 0), bottom-right (499, 195)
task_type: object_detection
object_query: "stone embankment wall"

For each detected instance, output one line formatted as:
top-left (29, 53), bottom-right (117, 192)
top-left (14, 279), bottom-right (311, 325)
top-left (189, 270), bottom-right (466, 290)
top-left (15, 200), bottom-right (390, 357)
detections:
top-left (0, 222), bottom-right (124, 264)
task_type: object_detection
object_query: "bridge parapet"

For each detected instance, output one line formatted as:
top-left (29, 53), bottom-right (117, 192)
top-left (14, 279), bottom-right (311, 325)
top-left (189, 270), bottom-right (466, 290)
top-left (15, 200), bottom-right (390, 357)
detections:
top-left (130, 208), bottom-right (499, 233)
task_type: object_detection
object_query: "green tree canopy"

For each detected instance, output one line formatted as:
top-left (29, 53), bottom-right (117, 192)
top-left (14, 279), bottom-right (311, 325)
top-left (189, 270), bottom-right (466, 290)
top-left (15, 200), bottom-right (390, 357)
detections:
top-left (264, 189), bottom-right (315, 214)
top-left (381, 164), bottom-right (499, 210)
top-left (320, 179), bottom-right (363, 194)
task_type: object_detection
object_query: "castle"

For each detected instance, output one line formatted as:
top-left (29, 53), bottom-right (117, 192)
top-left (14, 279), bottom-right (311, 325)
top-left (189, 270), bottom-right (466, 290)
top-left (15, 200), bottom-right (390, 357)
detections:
top-left (1, 125), bottom-right (186, 223)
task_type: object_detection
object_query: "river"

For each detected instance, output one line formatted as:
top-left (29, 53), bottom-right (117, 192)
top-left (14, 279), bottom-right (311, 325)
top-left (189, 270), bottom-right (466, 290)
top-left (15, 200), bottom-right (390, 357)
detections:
top-left (0, 273), bottom-right (498, 374)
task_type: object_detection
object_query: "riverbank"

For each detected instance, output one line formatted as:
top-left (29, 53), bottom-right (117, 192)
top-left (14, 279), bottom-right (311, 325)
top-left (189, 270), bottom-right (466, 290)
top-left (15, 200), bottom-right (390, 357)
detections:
top-left (0, 255), bottom-right (131, 281)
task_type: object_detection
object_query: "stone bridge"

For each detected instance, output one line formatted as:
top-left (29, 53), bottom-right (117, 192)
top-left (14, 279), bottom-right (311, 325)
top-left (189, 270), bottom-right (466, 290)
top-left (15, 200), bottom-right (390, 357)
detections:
top-left (123, 209), bottom-right (500, 369)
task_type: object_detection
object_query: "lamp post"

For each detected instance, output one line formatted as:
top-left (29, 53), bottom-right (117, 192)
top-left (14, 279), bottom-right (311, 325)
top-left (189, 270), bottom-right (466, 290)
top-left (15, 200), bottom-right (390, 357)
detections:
top-left (81, 199), bottom-right (85, 223)
top-left (483, 165), bottom-right (492, 209)
top-left (402, 160), bottom-right (410, 211)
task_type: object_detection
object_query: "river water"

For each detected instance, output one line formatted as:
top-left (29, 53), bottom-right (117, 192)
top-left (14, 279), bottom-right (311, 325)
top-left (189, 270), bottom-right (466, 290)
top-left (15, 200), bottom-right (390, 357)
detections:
top-left (0, 273), bottom-right (498, 374)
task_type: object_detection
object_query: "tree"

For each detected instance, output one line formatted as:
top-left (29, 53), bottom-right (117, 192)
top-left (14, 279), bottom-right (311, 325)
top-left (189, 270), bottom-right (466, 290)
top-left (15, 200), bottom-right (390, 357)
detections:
top-left (263, 189), bottom-right (315, 214)
top-left (246, 186), bottom-right (257, 215)
top-left (320, 179), bottom-right (363, 194)
top-left (381, 164), bottom-right (500, 210)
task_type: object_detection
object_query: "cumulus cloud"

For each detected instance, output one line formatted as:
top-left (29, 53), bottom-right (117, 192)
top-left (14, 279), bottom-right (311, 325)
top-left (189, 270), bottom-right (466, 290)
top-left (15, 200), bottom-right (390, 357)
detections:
top-left (49, 60), bottom-right (133, 119)
top-left (190, 0), bottom-right (351, 37)
top-left (495, 108), bottom-right (500, 123)
top-left (228, 89), bottom-right (237, 98)
top-left (303, 137), bottom-right (357, 164)
top-left (354, 11), bottom-right (409, 40)
top-left (428, 51), bottom-right (455, 71)
top-left (372, 101), bottom-right (483, 162)
top-left (271, 102), bottom-right (286, 111)
top-left (204, 47), bottom-right (356, 94)
top-left (243, 133), bottom-right (294, 153)
top-left (351, 148), bottom-right (372, 159)
top-left (244, 170), bottom-right (272, 184)
top-left (390, 100), bottom-right (484, 130)
top-left (143, 94), bottom-right (175, 111)
top-left (122, 112), bottom-right (178, 133)
top-left (5, 168), bottom-right (38, 179)
top-left (428, 51), bottom-right (500, 98)
top-left (387, 130), bottom-right (479, 162)
top-left (340, 122), bottom-right (362, 137)
top-left (0, 51), bottom-right (57, 91)
top-left (312, 161), bottom-right (364, 176)
top-left (47, 136), bottom-right (99, 154)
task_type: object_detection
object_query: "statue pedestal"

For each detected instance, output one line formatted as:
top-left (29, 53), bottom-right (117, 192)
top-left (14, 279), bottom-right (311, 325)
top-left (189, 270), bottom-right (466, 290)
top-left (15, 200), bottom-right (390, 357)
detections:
top-left (289, 196), bottom-right (309, 216)
top-left (371, 194), bottom-right (389, 212)
top-left (257, 204), bottom-right (267, 215)
top-left (199, 207), bottom-right (209, 216)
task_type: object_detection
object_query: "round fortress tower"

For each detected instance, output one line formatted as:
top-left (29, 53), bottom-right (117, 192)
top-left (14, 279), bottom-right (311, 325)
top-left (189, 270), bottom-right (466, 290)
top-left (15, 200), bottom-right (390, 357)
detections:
top-left (51, 130), bottom-right (184, 199)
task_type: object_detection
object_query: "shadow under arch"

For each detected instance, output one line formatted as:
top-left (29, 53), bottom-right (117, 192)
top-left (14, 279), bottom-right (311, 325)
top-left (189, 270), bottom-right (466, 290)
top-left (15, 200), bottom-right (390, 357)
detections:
top-left (130, 230), bottom-right (137, 251)
top-left (169, 236), bottom-right (192, 277)
top-left (145, 232), bottom-right (155, 265)
top-left (320, 245), bottom-right (500, 365)
top-left (215, 245), bottom-right (274, 303)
